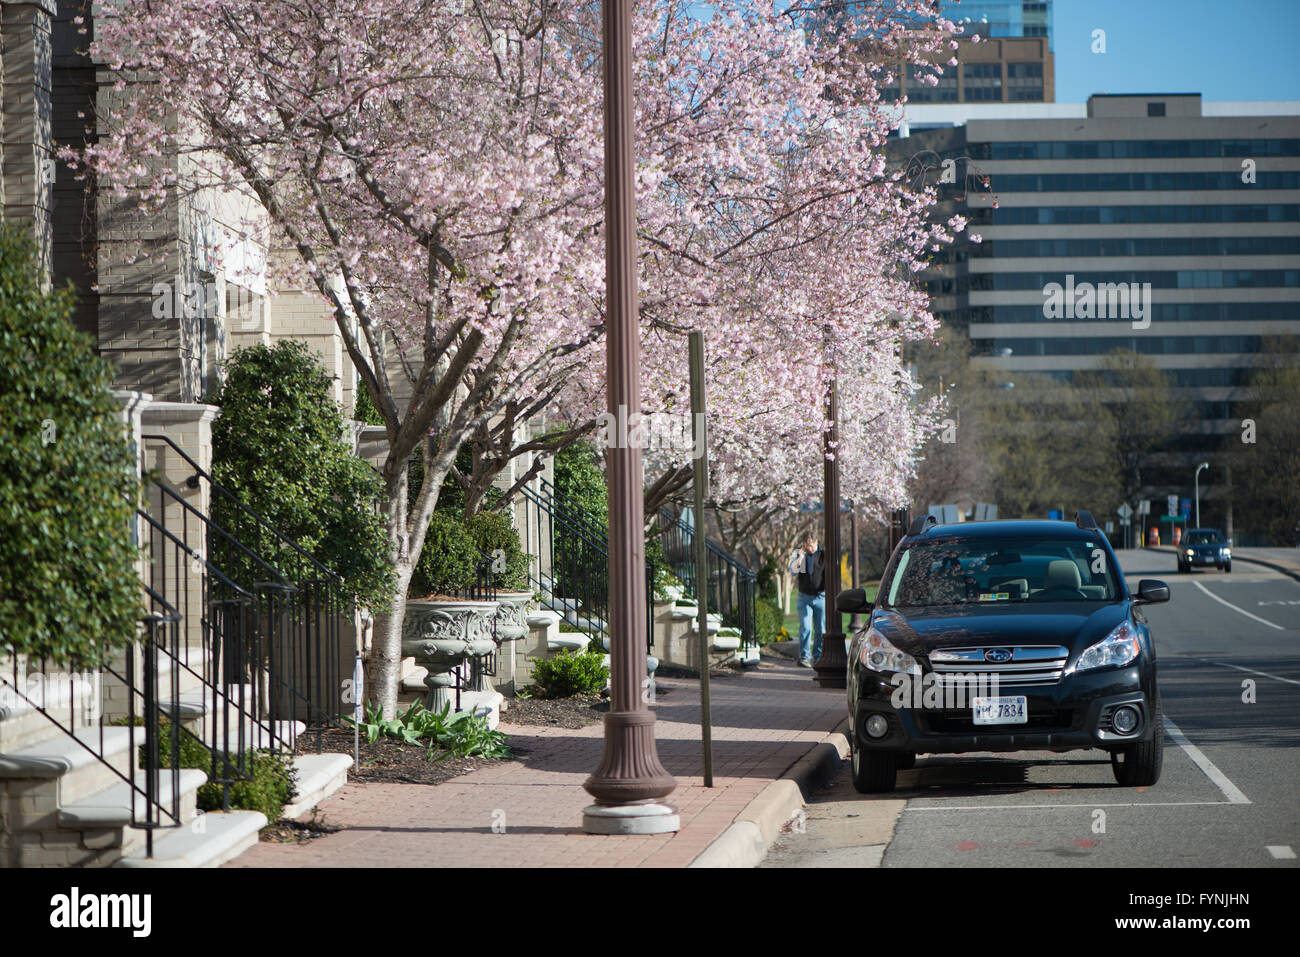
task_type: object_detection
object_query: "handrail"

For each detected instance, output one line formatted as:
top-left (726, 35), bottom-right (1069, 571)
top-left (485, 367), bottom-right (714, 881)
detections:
top-left (141, 433), bottom-right (342, 585)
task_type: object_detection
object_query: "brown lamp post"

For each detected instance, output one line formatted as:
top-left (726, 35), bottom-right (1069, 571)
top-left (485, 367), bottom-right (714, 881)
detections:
top-left (581, 0), bottom-right (678, 835)
top-left (813, 377), bottom-right (848, 689)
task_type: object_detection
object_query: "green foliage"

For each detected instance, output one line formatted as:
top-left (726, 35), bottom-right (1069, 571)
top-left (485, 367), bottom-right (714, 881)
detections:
top-left (346, 700), bottom-right (511, 760)
top-left (552, 441), bottom-right (608, 525)
top-left (0, 227), bottom-right (142, 667)
top-left (209, 340), bottom-right (394, 609)
top-left (467, 509), bottom-right (530, 591)
top-left (527, 649), bottom-right (609, 699)
top-left (1232, 337), bottom-right (1300, 544)
top-left (644, 536), bottom-right (683, 602)
top-left (756, 555), bottom-right (780, 603)
top-left (142, 719), bottom-right (297, 823)
top-left (352, 378), bottom-right (385, 426)
top-left (754, 597), bottom-right (784, 645)
top-left (410, 509), bottom-right (481, 597)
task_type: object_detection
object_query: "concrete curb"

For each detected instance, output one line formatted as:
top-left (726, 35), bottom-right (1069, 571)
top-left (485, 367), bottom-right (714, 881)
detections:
top-left (688, 717), bottom-right (850, 868)
top-left (1149, 544), bottom-right (1300, 584)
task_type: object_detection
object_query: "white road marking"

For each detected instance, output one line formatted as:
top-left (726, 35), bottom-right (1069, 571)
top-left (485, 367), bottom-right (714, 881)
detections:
top-left (1268, 845), bottom-right (1297, 859)
top-left (905, 801), bottom-right (1238, 811)
top-left (1196, 658), bottom-right (1300, 688)
top-left (1162, 714), bottom-right (1252, 805)
top-left (1192, 581), bottom-right (1285, 631)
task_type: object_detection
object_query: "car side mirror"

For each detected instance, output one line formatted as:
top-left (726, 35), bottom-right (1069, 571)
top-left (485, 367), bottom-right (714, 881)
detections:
top-left (836, 588), bottom-right (872, 614)
top-left (1135, 579), bottom-right (1170, 604)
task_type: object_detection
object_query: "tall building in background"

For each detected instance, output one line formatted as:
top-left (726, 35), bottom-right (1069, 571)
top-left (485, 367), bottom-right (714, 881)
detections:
top-left (890, 93), bottom-right (1300, 533)
top-left (881, 0), bottom-right (1054, 115)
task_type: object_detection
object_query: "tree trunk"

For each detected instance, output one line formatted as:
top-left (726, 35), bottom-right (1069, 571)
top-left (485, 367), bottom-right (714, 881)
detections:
top-left (369, 561), bottom-right (412, 720)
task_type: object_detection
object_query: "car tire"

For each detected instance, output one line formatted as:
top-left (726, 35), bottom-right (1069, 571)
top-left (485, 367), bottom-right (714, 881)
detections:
top-left (895, 751), bottom-right (917, 770)
top-left (851, 735), bottom-right (898, 793)
top-left (1177, 562), bottom-right (1187, 574)
top-left (1111, 692), bottom-right (1164, 787)
top-left (1224, 561), bottom-right (1231, 573)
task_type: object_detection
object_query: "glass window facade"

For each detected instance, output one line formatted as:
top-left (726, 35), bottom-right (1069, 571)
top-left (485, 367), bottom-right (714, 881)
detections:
top-left (979, 138), bottom-right (1300, 160)
top-left (969, 270), bottom-right (1300, 292)
top-left (987, 204), bottom-right (1299, 225)
top-left (970, 236), bottom-right (1300, 258)
top-left (992, 171), bottom-right (1298, 192)
top-left (969, 302), bottom-right (1300, 324)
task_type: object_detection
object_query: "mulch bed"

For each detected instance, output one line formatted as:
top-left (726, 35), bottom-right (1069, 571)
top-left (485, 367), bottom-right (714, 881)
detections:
top-left (290, 726), bottom-right (518, 787)
top-left (654, 663), bottom-right (747, 680)
top-left (499, 693), bottom-right (611, 728)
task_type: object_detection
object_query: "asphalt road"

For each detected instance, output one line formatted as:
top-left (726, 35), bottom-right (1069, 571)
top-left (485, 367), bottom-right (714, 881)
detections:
top-left (761, 549), bottom-right (1300, 868)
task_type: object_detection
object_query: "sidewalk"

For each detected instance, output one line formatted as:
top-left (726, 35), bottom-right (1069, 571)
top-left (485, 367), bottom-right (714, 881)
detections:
top-left (226, 655), bottom-right (846, 868)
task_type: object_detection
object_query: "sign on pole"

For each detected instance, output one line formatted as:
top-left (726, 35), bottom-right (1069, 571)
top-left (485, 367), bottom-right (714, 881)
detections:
top-left (1117, 502), bottom-right (1133, 520)
top-left (1166, 494), bottom-right (1179, 517)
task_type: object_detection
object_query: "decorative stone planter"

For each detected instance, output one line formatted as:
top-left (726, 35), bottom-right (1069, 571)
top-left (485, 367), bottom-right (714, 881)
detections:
top-left (492, 591), bottom-right (533, 643)
top-left (402, 599), bottom-right (500, 711)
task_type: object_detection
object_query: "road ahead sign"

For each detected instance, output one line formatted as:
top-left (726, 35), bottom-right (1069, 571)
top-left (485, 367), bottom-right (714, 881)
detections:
top-left (1117, 503), bottom-right (1133, 520)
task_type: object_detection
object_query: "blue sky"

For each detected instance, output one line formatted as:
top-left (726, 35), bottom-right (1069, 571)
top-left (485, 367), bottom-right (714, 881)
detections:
top-left (1029, 0), bottom-right (1300, 103)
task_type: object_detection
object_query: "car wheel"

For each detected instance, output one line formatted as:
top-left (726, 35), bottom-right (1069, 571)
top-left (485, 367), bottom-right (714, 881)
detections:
top-left (1224, 561), bottom-right (1231, 573)
top-left (1111, 692), bottom-right (1164, 787)
top-left (1177, 562), bottom-right (1187, 574)
top-left (895, 751), bottom-right (917, 770)
top-left (851, 735), bottom-right (898, 793)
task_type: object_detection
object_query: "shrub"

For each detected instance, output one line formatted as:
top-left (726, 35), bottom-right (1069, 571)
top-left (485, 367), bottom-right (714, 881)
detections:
top-left (528, 649), bottom-right (609, 699)
top-left (467, 509), bottom-right (530, 591)
top-left (754, 597), bottom-right (784, 645)
top-left (0, 227), bottom-right (141, 667)
top-left (410, 510), bottom-right (481, 597)
top-left (209, 340), bottom-right (393, 609)
top-left (142, 719), bottom-right (298, 823)
top-left (346, 701), bottom-right (510, 760)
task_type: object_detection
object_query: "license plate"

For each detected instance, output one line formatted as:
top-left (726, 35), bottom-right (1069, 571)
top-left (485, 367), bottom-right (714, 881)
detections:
top-left (972, 696), bottom-right (1027, 725)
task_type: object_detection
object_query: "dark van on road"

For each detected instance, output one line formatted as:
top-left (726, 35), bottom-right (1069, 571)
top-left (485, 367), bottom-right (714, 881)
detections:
top-left (840, 512), bottom-right (1167, 793)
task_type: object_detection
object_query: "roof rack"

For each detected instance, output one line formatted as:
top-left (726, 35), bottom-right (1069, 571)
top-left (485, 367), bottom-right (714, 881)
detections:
top-left (907, 514), bottom-right (938, 536)
top-left (1075, 510), bottom-right (1098, 530)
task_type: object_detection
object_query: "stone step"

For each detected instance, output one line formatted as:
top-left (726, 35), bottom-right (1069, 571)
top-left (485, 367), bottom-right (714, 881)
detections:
top-left (115, 810), bottom-right (267, 868)
top-left (58, 767), bottom-right (207, 831)
top-left (281, 753), bottom-right (353, 820)
top-left (1, 673), bottom-right (102, 754)
top-left (0, 725), bottom-right (138, 812)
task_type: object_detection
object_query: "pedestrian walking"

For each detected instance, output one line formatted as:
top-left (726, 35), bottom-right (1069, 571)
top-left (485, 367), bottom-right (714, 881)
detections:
top-left (788, 534), bottom-right (826, 667)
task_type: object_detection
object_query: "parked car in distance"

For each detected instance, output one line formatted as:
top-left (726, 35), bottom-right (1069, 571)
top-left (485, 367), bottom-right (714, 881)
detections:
top-left (840, 511), bottom-right (1167, 794)
top-left (1179, 528), bottom-right (1231, 574)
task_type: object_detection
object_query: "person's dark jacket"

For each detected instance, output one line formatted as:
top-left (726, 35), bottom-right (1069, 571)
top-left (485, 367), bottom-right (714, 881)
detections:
top-left (795, 548), bottom-right (826, 596)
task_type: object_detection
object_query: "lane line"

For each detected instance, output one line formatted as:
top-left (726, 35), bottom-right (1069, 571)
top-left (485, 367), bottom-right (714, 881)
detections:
top-left (1194, 658), bottom-right (1300, 688)
top-left (905, 801), bottom-right (1237, 811)
top-left (1267, 845), bottom-right (1297, 860)
top-left (1191, 581), bottom-right (1286, 631)
top-left (1162, 714), bottom-right (1252, 805)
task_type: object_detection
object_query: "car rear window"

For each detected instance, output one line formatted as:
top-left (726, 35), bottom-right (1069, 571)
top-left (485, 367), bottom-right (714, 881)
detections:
top-left (884, 537), bottom-right (1122, 607)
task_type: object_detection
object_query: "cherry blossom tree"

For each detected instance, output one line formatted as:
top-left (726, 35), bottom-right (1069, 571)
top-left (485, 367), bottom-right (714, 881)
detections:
top-left (68, 0), bottom-right (962, 715)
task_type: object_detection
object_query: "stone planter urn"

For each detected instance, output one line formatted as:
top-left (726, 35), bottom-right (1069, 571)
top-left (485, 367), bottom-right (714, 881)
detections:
top-left (402, 599), bottom-right (500, 711)
top-left (492, 590), bottom-right (534, 643)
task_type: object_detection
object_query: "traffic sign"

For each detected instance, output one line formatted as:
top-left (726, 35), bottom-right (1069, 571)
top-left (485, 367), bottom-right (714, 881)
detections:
top-left (1117, 503), bottom-right (1133, 519)
top-left (1166, 494), bottom-right (1179, 517)
top-left (1138, 499), bottom-right (1151, 516)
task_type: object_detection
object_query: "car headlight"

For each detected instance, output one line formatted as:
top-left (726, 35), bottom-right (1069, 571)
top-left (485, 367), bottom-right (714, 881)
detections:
top-left (858, 627), bottom-right (920, 675)
top-left (1075, 620), bottom-right (1141, 673)
top-left (1185, 549), bottom-right (1194, 556)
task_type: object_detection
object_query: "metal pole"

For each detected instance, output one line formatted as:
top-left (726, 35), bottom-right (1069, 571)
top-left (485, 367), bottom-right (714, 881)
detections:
top-left (1195, 462), bottom-right (1208, 528)
top-left (848, 500), bottom-right (863, 632)
top-left (582, 0), bottom-right (678, 834)
top-left (690, 331), bottom-right (713, 787)
top-left (814, 377), bottom-right (848, 688)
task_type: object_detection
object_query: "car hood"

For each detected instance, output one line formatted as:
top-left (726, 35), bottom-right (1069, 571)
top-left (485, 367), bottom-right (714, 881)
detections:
top-left (869, 603), bottom-right (1129, 662)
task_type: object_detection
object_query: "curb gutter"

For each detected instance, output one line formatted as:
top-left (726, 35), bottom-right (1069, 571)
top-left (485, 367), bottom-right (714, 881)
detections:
top-left (688, 717), bottom-right (850, 868)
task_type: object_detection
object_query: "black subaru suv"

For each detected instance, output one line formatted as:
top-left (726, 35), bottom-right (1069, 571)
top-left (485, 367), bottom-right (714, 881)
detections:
top-left (840, 512), bottom-right (1167, 793)
top-left (1178, 528), bottom-right (1232, 574)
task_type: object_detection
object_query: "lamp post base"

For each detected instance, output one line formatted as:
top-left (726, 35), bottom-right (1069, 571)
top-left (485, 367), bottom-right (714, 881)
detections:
top-left (582, 802), bottom-right (680, 835)
top-left (813, 632), bottom-right (848, 689)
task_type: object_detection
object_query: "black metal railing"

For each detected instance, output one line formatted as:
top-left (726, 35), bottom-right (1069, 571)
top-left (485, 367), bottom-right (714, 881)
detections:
top-left (518, 477), bottom-right (655, 653)
top-left (142, 434), bottom-right (350, 748)
top-left (1, 586), bottom-right (187, 859)
top-left (650, 507), bottom-right (758, 654)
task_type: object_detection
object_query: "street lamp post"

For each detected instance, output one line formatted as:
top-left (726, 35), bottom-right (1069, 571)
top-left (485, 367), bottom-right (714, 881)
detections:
top-left (581, 0), bottom-right (678, 835)
top-left (813, 377), bottom-right (847, 689)
top-left (1194, 462), bottom-right (1209, 528)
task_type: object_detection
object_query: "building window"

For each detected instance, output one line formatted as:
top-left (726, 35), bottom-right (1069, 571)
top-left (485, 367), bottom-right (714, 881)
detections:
top-left (1006, 62), bottom-right (1043, 101)
top-left (1148, 102), bottom-right (1166, 117)
top-left (963, 62), bottom-right (1002, 102)
top-left (907, 63), bottom-right (957, 102)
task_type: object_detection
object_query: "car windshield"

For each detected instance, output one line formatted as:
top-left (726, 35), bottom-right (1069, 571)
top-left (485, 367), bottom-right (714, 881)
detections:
top-left (1186, 531), bottom-right (1221, 545)
top-left (883, 536), bottom-right (1122, 607)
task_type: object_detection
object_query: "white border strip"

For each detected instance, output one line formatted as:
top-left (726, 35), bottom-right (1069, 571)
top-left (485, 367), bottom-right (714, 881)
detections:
top-left (1162, 714), bottom-right (1252, 805)
top-left (1196, 658), bottom-right (1300, 688)
top-left (905, 801), bottom-right (1236, 811)
top-left (1192, 581), bottom-right (1285, 631)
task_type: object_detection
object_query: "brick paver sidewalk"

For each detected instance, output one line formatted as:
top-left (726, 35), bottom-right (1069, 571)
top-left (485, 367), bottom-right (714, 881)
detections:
top-left (227, 656), bottom-right (845, 868)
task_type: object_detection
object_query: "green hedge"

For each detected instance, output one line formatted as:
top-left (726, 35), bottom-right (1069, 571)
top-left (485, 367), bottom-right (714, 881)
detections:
top-left (0, 227), bottom-right (141, 666)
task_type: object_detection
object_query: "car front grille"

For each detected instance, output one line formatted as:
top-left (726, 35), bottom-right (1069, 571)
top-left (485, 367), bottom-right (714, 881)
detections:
top-left (922, 709), bottom-right (1076, 734)
top-left (927, 645), bottom-right (1070, 687)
